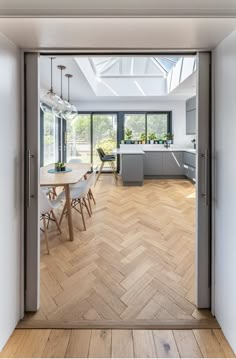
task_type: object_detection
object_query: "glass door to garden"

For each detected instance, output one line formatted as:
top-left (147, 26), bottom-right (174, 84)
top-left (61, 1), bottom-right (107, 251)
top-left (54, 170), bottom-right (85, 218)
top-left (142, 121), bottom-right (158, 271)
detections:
top-left (92, 113), bottom-right (118, 170)
top-left (66, 113), bottom-right (91, 163)
top-left (65, 113), bottom-right (117, 170)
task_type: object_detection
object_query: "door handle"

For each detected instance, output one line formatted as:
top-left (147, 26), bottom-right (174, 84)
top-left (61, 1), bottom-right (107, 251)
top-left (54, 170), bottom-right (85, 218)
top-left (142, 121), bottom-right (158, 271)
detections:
top-left (26, 149), bottom-right (35, 208)
top-left (201, 149), bottom-right (209, 206)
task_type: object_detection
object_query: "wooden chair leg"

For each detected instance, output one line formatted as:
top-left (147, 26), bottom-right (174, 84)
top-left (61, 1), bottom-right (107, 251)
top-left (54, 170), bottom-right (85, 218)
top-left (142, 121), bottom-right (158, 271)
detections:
top-left (94, 162), bottom-right (104, 186)
top-left (109, 161), bottom-right (117, 184)
top-left (42, 215), bottom-right (50, 254)
top-left (83, 197), bottom-right (91, 217)
top-left (79, 200), bottom-right (86, 231)
top-left (87, 195), bottom-right (92, 214)
top-left (51, 210), bottom-right (62, 234)
top-left (59, 202), bottom-right (67, 225)
top-left (89, 189), bottom-right (96, 205)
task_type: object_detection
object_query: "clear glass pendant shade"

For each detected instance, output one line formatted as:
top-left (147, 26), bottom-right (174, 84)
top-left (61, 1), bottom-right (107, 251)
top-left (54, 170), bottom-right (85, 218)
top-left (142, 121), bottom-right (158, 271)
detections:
top-left (65, 103), bottom-right (78, 120)
top-left (60, 100), bottom-right (72, 119)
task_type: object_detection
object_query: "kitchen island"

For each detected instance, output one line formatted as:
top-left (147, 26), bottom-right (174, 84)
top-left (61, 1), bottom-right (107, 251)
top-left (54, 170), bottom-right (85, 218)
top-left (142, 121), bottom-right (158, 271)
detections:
top-left (115, 145), bottom-right (196, 186)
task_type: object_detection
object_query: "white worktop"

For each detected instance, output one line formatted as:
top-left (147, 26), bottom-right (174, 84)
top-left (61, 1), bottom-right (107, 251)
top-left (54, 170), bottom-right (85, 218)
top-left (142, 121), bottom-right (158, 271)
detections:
top-left (115, 145), bottom-right (196, 155)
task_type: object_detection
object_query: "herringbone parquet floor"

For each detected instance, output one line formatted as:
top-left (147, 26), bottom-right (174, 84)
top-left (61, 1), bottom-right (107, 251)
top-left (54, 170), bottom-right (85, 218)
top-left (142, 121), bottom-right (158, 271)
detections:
top-left (26, 176), bottom-right (213, 325)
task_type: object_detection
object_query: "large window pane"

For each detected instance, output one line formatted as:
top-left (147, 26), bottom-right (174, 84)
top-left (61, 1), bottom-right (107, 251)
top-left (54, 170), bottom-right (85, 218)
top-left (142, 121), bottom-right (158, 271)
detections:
top-left (43, 112), bottom-right (59, 166)
top-left (147, 113), bottom-right (169, 140)
top-left (66, 114), bottom-right (91, 163)
top-left (92, 114), bottom-right (117, 169)
top-left (124, 114), bottom-right (145, 141)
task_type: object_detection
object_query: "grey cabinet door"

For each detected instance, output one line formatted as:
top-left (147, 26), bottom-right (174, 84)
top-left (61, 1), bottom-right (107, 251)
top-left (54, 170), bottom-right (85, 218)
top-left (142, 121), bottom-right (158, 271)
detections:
top-left (184, 152), bottom-right (196, 168)
top-left (122, 154), bottom-right (144, 182)
top-left (186, 109), bottom-right (196, 134)
top-left (144, 152), bottom-right (163, 175)
top-left (163, 152), bottom-right (184, 175)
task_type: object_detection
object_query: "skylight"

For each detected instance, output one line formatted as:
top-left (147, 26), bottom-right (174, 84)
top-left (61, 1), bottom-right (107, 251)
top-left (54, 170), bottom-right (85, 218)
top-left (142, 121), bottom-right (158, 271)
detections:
top-left (90, 56), bottom-right (180, 79)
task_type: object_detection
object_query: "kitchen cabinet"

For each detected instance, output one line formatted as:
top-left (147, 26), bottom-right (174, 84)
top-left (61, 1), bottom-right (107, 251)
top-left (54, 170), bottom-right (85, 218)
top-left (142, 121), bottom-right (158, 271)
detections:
top-left (144, 152), bottom-right (163, 175)
top-left (184, 151), bottom-right (196, 181)
top-left (162, 152), bottom-right (184, 175)
top-left (186, 96), bottom-right (196, 135)
top-left (121, 154), bottom-right (144, 185)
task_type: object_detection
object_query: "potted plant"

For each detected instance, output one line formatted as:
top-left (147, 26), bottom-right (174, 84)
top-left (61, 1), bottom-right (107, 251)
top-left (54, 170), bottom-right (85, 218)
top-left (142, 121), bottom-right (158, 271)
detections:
top-left (140, 132), bottom-right (146, 144)
top-left (55, 162), bottom-right (66, 172)
top-left (125, 128), bottom-right (133, 144)
top-left (148, 132), bottom-right (157, 145)
top-left (163, 133), bottom-right (174, 145)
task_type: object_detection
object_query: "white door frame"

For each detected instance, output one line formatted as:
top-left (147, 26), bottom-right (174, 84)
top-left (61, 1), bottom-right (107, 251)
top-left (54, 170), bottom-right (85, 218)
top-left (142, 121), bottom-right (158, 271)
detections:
top-left (22, 49), bottom-right (214, 315)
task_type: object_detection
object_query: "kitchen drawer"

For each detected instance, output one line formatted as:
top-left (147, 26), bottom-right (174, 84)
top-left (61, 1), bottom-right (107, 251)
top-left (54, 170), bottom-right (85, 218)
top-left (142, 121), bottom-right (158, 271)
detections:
top-left (188, 166), bottom-right (196, 181)
top-left (184, 164), bottom-right (196, 182)
top-left (184, 152), bottom-right (196, 168)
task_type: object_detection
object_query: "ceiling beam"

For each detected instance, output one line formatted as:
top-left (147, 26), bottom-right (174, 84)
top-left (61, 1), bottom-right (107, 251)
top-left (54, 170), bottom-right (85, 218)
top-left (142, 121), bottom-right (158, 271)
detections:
top-left (99, 57), bottom-right (119, 74)
top-left (151, 57), bottom-right (167, 76)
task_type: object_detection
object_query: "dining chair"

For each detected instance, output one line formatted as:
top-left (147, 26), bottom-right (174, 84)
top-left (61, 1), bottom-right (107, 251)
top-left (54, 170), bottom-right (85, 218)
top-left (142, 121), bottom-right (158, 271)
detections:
top-left (40, 189), bottom-right (62, 254)
top-left (95, 147), bottom-right (117, 185)
top-left (59, 181), bottom-right (91, 231)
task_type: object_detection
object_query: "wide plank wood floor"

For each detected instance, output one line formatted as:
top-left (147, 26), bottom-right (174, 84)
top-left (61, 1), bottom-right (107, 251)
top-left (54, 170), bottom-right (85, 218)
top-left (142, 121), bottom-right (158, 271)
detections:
top-left (1, 329), bottom-right (234, 357)
top-left (23, 176), bottom-right (213, 325)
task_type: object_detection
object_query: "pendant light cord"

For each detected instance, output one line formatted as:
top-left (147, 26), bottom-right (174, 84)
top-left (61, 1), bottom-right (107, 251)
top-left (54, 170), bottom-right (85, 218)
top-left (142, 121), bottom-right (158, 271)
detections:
top-left (50, 57), bottom-right (53, 93)
top-left (68, 76), bottom-right (70, 103)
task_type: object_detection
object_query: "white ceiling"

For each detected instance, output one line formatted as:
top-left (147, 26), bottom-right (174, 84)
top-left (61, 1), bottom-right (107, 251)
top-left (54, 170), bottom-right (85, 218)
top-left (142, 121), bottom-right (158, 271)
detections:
top-left (40, 55), bottom-right (196, 103)
top-left (1, 0), bottom-right (236, 17)
top-left (0, 18), bottom-right (236, 50)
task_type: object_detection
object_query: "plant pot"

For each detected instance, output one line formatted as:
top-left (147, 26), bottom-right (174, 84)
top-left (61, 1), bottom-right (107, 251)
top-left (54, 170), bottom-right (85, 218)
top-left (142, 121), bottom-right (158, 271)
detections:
top-left (61, 166), bottom-right (66, 171)
top-left (158, 140), bottom-right (163, 144)
top-left (150, 140), bottom-right (154, 145)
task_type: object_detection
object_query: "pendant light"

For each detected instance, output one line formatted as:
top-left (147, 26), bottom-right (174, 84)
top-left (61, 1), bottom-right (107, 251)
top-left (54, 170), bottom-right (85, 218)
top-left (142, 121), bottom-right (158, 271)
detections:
top-left (40, 57), bottom-right (63, 116)
top-left (65, 74), bottom-right (78, 120)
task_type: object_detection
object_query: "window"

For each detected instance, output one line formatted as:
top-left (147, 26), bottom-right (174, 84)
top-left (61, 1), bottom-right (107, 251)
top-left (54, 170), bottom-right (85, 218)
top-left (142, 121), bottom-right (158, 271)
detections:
top-left (124, 112), bottom-right (171, 142)
top-left (147, 113), bottom-right (170, 141)
top-left (66, 114), bottom-right (91, 163)
top-left (41, 111), bottom-right (59, 166)
top-left (124, 113), bottom-right (145, 141)
top-left (92, 113), bottom-right (117, 169)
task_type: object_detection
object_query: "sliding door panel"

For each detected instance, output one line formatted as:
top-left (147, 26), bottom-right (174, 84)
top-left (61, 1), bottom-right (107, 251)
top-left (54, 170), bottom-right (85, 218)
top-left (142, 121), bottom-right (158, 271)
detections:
top-left (66, 114), bottom-right (91, 163)
top-left (196, 52), bottom-right (211, 308)
top-left (92, 113), bottom-right (117, 169)
top-left (25, 53), bottom-right (40, 311)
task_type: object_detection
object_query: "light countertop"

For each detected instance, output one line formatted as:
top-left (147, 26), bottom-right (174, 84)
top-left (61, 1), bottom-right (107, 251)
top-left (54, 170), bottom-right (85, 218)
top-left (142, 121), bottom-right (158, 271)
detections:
top-left (114, 147), bottom-right (196, 155)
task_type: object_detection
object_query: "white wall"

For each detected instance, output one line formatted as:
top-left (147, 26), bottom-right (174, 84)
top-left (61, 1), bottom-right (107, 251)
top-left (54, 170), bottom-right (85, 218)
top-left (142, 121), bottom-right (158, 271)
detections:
top-left (75, 100), bottom-right (195, 147)
top-left (214, 30), bottom-right (236, 353)
top-left (0, 33), bottom-right (21, 351)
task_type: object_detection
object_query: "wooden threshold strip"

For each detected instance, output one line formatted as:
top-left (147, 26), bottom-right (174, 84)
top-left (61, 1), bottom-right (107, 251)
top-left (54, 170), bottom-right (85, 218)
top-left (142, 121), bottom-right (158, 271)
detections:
top-left (17, 318), bottom-right (220, 330)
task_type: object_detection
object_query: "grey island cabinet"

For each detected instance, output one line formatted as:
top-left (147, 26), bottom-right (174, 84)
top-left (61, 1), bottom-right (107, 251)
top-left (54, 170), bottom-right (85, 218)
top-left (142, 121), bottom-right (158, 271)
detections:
top-left (119, 150), bottom-right (145, 186)
top-left (116, 148), bottom-right (196, 186)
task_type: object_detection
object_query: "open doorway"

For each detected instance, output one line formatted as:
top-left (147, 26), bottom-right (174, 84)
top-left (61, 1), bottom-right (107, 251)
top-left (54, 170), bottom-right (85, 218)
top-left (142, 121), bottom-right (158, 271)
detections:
top-left (23, 53), bottom-right (213, 327)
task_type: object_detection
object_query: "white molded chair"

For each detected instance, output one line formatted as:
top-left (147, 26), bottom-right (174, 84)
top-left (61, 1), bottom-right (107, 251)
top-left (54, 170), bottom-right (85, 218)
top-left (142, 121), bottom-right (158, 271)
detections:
top-left (59, 179), bottom-right (92, 231)
top-left (70, 166), bottom-right (97, 211)
top-left (40, 189), bottom-right (62, 254)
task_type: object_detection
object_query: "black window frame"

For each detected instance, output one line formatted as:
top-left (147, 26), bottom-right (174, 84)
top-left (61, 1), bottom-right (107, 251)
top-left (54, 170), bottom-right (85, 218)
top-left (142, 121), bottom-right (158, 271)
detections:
top-left (123, 111), bottom-right (172, 142)
top-left (41, 110), bottom-right (172, 171)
